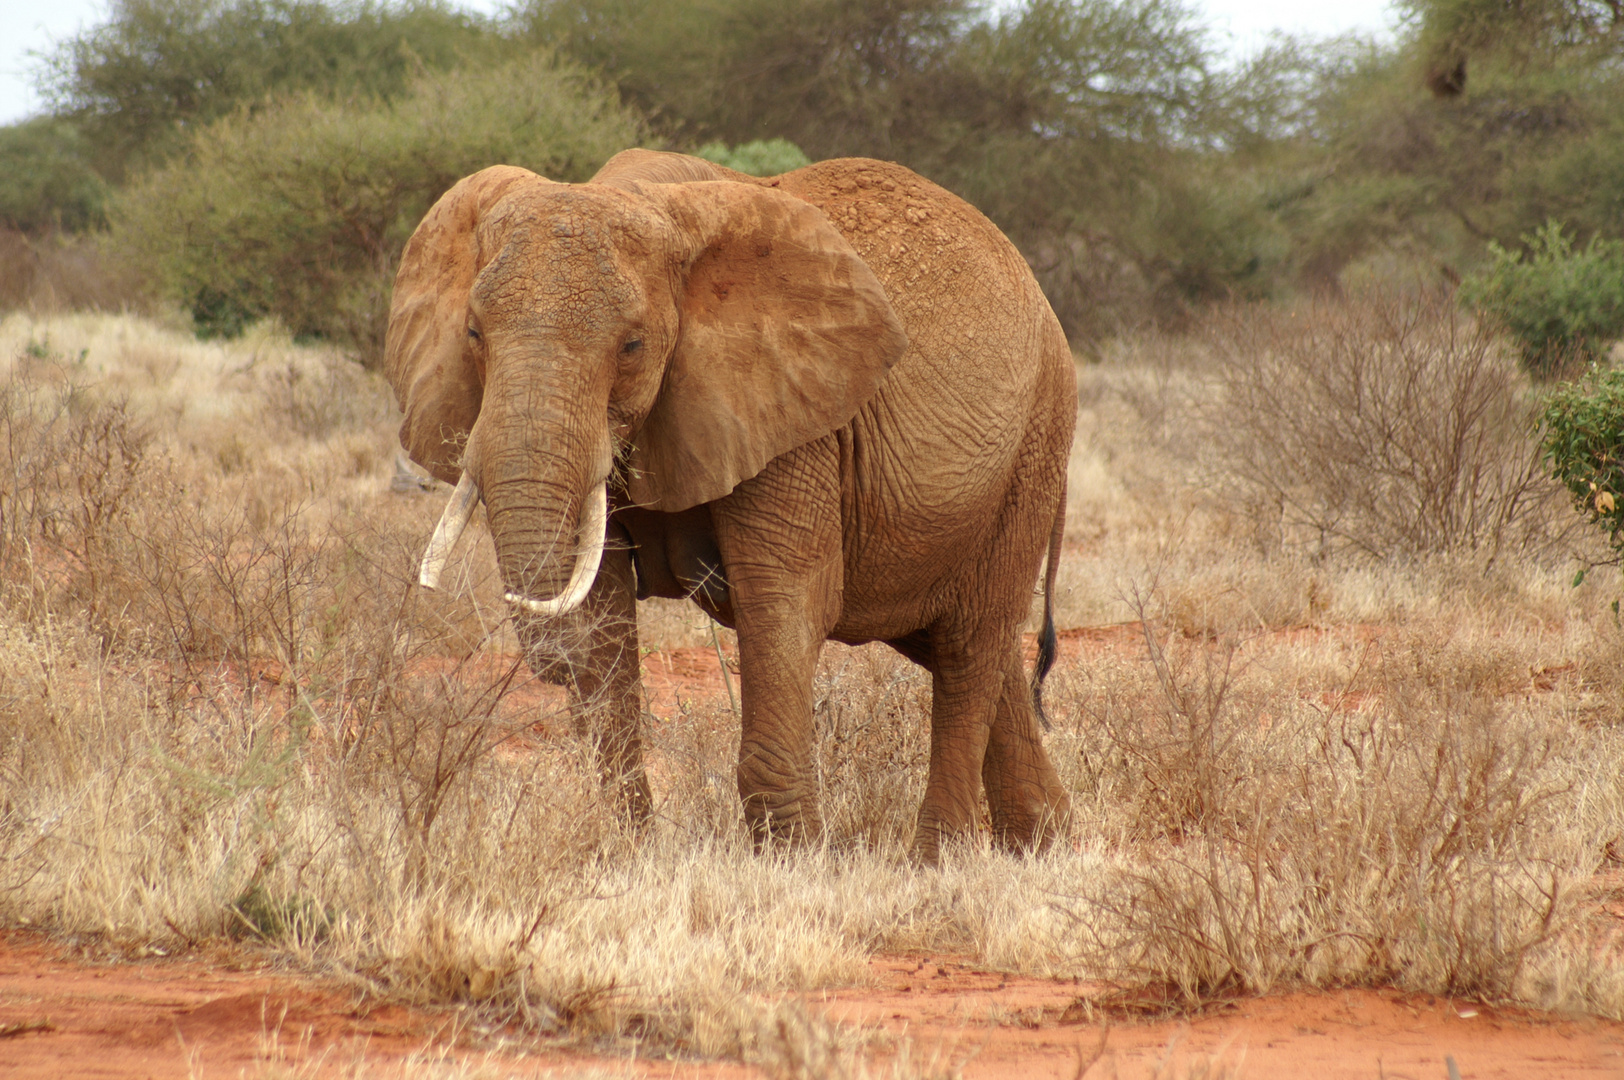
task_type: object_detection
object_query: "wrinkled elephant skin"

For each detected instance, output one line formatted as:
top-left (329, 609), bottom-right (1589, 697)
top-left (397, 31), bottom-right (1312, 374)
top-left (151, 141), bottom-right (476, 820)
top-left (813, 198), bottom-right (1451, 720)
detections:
top-left (383, 149), bottom-right (1077, 862)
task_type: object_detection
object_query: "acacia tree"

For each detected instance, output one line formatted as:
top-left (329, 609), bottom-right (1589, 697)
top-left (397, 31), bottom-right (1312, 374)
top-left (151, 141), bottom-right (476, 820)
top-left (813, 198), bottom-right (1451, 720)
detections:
top-left (1278, 0), bottom-right (1624, 282)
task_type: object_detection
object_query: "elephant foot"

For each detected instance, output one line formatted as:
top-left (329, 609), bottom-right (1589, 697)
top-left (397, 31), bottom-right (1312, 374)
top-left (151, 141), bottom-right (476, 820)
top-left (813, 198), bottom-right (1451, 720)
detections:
top-left (909, 804), bottom-right (978, 867)
top-left (985, 769), bottom-right (1072, 854)
top-left (988, 791), bottom-right (1072, 854)
top-left (743, 792), bottom-right (824, 850)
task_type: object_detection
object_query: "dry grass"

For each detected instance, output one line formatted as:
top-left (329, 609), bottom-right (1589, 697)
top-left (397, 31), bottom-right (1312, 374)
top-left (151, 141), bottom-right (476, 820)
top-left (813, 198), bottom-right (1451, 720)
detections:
top-left (2, 296), bottom-right (1624, 1071)
top-left (0, 228), bottom-right (147, 315)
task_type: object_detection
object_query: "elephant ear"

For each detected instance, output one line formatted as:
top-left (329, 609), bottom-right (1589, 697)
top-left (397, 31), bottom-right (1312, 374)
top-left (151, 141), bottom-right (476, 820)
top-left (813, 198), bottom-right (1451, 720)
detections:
top-left (624, 181), bottom-right (908, 511)
top-left (384, 165), bottom-right (552, 484)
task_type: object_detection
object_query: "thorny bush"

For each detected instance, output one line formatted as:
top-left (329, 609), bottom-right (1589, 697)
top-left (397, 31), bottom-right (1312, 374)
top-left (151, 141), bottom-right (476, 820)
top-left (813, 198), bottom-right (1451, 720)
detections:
top-left (1048, 591), bottom-right (1600, 1006)
top-left (1202, 288), bottom-right (1568, 562)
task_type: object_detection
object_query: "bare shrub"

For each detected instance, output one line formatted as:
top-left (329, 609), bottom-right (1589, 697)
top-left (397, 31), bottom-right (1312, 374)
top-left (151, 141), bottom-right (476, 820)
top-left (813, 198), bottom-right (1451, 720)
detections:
top-left (260, 353), bottom-right (392, 439)
top-left (0, 356), bottom-right (153, 643)
top-left (1070, 625), bottom-right (1267, 847)
top-left (1050, 593), bottom-right (1608, 1008)
top-left (1203, 289), bottom-right (1568, 562)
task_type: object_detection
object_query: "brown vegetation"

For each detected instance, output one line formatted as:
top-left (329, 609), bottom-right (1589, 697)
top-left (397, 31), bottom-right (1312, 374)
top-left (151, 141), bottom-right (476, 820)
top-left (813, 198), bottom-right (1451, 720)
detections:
top-left (1, 295), bottom-right (1622, 1073)
top-left (0, 227), bottom-right (143, 314)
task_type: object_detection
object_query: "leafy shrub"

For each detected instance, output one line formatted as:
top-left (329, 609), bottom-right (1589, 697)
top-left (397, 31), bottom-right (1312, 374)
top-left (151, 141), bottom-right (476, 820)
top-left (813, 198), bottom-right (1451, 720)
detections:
top-left (112, 55), bottom-right (643, 364)
top-left (1204, 288), bottom-right (1564, 560)
top-left (1460, 220), bottom-right (1624, 380)
top-left (1540, 369), bottom-right (1624, 579)
top-left (693, 138), bottom-right (810, 176)
top-left (0, 118), bottom-right (109, 233)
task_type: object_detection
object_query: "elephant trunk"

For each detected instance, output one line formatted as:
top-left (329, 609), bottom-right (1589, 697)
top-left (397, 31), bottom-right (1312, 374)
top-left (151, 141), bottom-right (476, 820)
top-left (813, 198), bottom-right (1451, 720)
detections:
top-left (416, 472), bottom-right (607, 619)
top-left (471, 353), bottom-right (613, 618)
top-left (503, 480), bottom-right (606, 616)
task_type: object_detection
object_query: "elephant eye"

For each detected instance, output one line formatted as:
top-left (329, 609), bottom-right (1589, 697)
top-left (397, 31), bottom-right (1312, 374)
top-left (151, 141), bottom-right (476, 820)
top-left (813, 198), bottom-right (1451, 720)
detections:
top-left (467, 327), bottom-right (481, 341)
top-left (621, 338), bottom-right (644, 355)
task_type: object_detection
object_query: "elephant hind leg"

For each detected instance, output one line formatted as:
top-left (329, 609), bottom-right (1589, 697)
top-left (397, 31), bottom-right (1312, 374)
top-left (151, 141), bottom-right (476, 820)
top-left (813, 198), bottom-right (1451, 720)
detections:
top-left (982, 650), bottom-right (1071, 852)
top-left (910, 631), bottom-right (1070, 863)
top-left (911, 637), bottom-right (1001, 865)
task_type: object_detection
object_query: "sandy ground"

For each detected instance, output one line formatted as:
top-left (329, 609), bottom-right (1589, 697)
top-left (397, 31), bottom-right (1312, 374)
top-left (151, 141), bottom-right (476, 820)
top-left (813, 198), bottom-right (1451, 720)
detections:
top-left (3, 931), bottom-right (1622, 1079)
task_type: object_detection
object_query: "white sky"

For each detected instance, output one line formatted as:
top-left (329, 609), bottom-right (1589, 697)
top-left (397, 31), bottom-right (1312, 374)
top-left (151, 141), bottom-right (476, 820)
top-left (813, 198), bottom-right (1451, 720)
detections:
top-left (0, 0), bottom-right (1399, 128)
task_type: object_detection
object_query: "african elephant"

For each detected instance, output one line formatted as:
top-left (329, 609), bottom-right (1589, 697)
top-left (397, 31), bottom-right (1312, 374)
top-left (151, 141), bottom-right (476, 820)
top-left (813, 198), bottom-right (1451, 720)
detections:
top-left (384, 148), bottom-right (1075, 862)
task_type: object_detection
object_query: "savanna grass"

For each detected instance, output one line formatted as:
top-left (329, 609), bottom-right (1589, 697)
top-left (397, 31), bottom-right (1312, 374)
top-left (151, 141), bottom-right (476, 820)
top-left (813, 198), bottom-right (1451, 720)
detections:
top-left (1, 304), bottom-right (1622, 1073)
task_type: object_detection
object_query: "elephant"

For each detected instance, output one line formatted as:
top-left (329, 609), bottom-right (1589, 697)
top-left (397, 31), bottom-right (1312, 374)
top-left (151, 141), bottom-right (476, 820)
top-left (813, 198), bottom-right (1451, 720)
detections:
top-left (383, 148), bottom-right (1076, 862)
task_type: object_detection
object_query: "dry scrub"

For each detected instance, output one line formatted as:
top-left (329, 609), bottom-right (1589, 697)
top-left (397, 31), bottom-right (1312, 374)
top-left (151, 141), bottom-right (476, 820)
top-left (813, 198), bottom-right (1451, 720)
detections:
top-left (2, 300), bottom-right (1623, 1069)
top-left (1201, 289), bottom-right (1568, 562)
top-left (0, 228), bottom-right (144, 315)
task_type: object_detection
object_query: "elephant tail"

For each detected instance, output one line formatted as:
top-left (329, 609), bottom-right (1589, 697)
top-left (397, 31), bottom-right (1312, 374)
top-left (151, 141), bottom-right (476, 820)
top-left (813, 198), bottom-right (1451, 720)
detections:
top-left (1031, 490), bottom-right (1066, 732)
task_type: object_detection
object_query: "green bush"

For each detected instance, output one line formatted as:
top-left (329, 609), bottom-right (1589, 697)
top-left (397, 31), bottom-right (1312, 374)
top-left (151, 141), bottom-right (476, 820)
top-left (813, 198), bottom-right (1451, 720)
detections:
top-left (0, 119), bottom-right (109, 233)
top-left (43, 0), bottom-right (512, 181)
top-left (112, 55), bottom-right (643, 362)
top-left (692, 138), bottom-right (810, 176)
top-left (1540, 369), bottom-right (1624, 577)
top-left (1460, 220), bottom-right (1624, 380)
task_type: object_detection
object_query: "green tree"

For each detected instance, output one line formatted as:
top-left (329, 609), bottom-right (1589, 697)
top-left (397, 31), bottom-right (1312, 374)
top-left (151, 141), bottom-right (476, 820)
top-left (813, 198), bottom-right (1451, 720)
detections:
top-left (524, 0), bottom-right (975, 157)
top-left (0, 118), bottom-right (110, 232)
top-left (41, 0), bottom-right (511, 180)
top-left (1275, 0), bottom-right (1624, 285)
top-left (526, 0), bottom-right (1277, 339)
top-left (112, 55), bottom-right (642, 361)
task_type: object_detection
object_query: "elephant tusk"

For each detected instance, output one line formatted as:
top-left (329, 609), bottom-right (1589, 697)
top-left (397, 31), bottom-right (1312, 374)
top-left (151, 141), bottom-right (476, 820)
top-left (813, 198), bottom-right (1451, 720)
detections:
top-left (504, 480), bottom-right (608, 617)
top-left (419, 472), bottom-right (480, 590)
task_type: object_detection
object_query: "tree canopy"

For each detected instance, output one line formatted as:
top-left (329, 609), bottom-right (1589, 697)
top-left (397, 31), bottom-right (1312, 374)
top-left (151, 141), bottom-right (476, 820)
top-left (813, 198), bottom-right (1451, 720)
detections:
top-left (3, 0), bottom-right (1620, 347)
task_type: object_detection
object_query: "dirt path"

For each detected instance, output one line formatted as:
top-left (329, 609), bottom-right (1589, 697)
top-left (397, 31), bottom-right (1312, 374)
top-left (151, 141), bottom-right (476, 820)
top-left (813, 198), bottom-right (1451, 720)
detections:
top-left (2, 932), bottom-right (1620, 1079)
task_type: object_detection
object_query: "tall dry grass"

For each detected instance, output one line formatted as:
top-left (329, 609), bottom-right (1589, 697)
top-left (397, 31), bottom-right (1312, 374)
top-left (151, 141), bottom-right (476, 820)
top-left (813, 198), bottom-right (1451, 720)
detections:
top-left (1, 295), bottom-right (1623, 1071)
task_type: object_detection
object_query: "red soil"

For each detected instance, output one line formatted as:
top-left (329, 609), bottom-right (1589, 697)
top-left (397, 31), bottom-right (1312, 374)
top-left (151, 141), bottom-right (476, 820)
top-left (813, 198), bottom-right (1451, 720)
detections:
top-left (2, 932), bottom-right (1619, 1079)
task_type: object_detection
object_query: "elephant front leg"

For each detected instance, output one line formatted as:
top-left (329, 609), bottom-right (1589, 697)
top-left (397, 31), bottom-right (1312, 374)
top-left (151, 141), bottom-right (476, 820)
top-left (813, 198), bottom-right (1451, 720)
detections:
top-left (732, 595), bottom-right (830, 845)
top-left (982, 652), bottom-right (1071, 852)
top-left (711, 446), bottom-right (844, 847)
top-left (516, 525), bottom-right (652, 824)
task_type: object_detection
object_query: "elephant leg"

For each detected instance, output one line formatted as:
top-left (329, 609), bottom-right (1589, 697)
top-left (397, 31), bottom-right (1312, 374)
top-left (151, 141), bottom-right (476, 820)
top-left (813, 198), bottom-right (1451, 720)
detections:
top-left (731, 590), bottom-right (835, 844)
top-left (982, 650), bottom-right (1071, 852)
top-left (516, 523), bottom-right (652, 824)
top-left (711, 447), bottom-right (843, 846)
top-left (913, 640), bottom-right (1003, 865)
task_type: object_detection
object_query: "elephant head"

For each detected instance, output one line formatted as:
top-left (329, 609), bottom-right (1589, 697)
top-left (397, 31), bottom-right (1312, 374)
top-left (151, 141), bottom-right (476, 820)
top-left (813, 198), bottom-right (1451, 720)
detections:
top-left (385, 152), bottom-right (908, 614)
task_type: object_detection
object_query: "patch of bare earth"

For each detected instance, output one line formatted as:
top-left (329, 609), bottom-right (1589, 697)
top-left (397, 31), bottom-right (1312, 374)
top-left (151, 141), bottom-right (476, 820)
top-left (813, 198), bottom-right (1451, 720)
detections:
top-left (4, 932), bottom-right (1621, 1079)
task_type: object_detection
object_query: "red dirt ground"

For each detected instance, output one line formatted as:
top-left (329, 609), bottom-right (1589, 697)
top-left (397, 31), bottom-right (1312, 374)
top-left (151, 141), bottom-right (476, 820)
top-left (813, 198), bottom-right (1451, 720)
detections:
top-left (2, 932), bottom-right (1620, 1079)
top-left (4, 632), bottom-right (1622, 1079)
